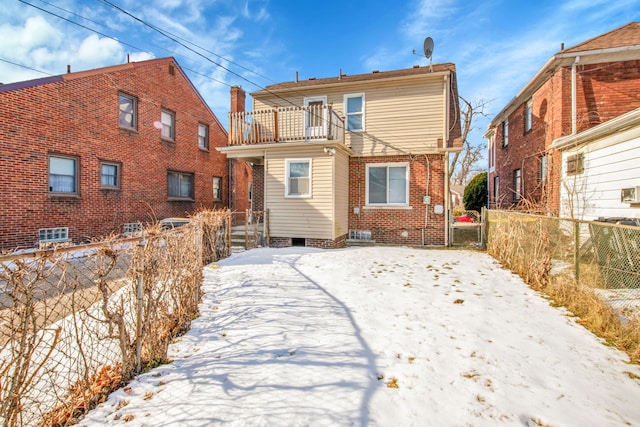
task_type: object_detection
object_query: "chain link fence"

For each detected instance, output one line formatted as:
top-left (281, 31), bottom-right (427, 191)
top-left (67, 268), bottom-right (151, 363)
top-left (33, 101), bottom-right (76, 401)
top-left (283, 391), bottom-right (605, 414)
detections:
top-left (486, 210), bottom-right (640, 361)
top-left (0, 209), bottom-right (231, 427)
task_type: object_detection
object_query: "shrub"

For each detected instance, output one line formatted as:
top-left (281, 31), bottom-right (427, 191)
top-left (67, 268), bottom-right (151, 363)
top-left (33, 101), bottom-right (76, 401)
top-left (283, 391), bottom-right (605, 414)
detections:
top-left (464, 172), bottom-right (487, 213)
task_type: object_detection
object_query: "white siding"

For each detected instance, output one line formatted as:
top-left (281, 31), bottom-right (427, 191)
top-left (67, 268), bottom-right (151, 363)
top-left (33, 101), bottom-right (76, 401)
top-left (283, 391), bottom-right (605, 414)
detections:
top-left (560, 128), bottom-right (640, 220)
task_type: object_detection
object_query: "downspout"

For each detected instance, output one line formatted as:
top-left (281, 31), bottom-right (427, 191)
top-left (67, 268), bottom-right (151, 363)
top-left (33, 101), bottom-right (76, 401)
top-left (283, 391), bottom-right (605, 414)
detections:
top-left (571, 56), bottom-right (580, 135)
top-left (444, 152), bottom-right (450, 247)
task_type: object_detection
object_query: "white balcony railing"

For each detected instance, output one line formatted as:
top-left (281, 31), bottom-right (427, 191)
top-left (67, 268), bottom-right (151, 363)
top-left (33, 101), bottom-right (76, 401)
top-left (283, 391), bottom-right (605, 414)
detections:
top-left (228, 105), bottom-right (344, 145)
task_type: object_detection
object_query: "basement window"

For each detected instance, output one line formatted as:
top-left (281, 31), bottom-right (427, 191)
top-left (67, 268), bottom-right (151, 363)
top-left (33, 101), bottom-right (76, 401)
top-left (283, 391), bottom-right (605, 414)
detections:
top-left (348, 230), bottom-right (372, 241)
top-left (39, 227), bottom-right (70, 244)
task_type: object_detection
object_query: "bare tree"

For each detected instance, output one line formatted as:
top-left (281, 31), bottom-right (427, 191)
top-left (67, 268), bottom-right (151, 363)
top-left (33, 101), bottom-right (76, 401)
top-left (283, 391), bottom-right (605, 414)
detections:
top-left (450, 96), bottom-right (491, 185)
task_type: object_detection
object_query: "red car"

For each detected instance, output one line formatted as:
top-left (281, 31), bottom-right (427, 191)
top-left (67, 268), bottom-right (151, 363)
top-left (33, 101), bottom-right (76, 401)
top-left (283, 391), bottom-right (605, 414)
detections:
top-left (454, 215), bottom-right (474, 223)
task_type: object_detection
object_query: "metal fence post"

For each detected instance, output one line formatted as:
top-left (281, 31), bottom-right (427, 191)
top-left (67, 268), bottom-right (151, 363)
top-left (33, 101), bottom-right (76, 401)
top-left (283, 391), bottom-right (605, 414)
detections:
top-left (135, 231), bottom-right (146, 374)
top-left (574, 221), bottom-right (580, 284)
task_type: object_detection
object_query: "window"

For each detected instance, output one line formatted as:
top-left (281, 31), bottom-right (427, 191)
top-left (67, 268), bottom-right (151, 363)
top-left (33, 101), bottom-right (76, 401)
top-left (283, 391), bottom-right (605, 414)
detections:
top-left (49, 154), bottom-right (78, 195)
top-left (539, 155), bottom-right (548, 183)
top-left (168, 171), bottom-right (194, 199)
top-left (366, 163), bottom-right (409, 206)
top-left (100, 161), bottom-right (121, 189)
top-left (161, 109), bottom-right (175, 141)
top-left (344, 93), bottom-right (364, 132)
top-left (502, 120), bottom-right (509, 147)
top-left (513, 169), bottom-right (521, 202)
top-left (39, 227), bottom-right (69, 243)
top-left (119, 93), bottom-right (137, 130)
top-left (493, 176), bottom-right (500, 205)
top-left (304, 96), bottom-right (326, 138)
top-left (198, 123), bottom-right (209, 149)
top-left (285, 159), bottom-right (311, 197)
top-left (524, 99), bottom-right (533, 132)
top-left (566, 153), bottom-right (584, 175)
top-left (212, 176), bottom-right (222, 201)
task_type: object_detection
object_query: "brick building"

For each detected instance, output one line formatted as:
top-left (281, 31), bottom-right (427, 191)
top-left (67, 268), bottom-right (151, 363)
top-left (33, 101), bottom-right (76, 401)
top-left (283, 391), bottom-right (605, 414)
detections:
top-left (486, 22), bottom-right (640, 213)
top-left (221, 64), bottom-right (462, 248)
top-left (0, 57), bottom-right (246, 250)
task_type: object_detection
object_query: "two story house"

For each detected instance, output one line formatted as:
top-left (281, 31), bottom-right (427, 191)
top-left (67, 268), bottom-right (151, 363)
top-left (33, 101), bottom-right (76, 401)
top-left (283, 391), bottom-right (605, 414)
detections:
top-left (0, 57), bottom-right (249, 250)
top-left (220, 64), bottom-right (462, 248)
top-left (486, 22), bottom-right (640, 217)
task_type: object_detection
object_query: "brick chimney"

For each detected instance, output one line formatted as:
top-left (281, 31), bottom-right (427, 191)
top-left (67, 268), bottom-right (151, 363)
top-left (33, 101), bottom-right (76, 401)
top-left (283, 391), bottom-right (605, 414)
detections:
top-left (230, 86), bottom-right (246, 113)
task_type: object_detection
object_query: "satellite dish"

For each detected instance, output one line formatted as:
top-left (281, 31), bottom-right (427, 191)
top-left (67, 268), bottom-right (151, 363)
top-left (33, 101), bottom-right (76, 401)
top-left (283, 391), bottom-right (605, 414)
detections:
top-left (423, 37), bottom-right (434, 59)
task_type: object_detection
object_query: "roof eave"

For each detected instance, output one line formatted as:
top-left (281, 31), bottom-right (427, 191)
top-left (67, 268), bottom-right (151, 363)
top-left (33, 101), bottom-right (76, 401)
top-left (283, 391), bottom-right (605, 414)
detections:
top-left (488, 44), bottom-right (640, 129)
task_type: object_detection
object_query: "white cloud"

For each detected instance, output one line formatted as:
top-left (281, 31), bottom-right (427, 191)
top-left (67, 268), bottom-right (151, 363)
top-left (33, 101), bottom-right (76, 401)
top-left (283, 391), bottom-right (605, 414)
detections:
top-left (75, 34), bottom-right (125, 66)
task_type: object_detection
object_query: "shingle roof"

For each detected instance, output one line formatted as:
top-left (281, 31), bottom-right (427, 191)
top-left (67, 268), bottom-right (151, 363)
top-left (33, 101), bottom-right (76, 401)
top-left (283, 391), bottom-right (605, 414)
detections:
top-left (259, 63), bottom-right (456, 92)
top-left (562, 21), bottom-right (640, 53)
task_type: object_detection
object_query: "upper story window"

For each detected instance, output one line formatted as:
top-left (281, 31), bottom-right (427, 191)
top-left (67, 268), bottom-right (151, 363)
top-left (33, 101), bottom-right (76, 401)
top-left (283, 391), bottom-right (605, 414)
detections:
top-left (502, 120), bottom-right (509, 147)
top-left (168, 171), bottom-right (194, 200)
top-left (198, 123), bottom-right (209, 149)
top-left (212, 176), bottom-right (222, 201)
top-left (119, 93), bottom-right (137, 130)
top-left (488, 132), bottom-right (495, 172)
top-left (344, 93), bottom-right (365, 132)
top-left (566, 153), bottom-right (584, 176)
top-left (513, 168), bottom-right (521, 202)
top-left (366, 163), bottom-right (409, 206)
top-left (285, 159), bottom-right (311, 198)
top-left (161, 109), bottom-right (176, 141)
top-left (100, 161), bottom-right (121, 189)
top-left (49, 154), bottom-right (79, 196)
top-left (524, 99), bottom-right (533, 133)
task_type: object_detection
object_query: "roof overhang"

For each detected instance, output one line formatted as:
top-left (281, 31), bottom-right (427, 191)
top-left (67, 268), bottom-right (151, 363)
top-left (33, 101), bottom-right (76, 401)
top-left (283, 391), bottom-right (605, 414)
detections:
top-left (488, 44), bottom-right (640, 128)
top-left (552, 107), bottom-right (640, 150)
top-left (217, 140), bottom-right (354, 163)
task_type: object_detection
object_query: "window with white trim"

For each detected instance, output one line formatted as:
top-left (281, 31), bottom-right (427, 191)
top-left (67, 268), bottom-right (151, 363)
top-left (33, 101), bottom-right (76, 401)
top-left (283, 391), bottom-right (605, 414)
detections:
top-left (168, 171), bottom-right (194, 199)
top-left (344, 93), bottom-right (364, 132)
top-left (49, 154), bottom-right (78, 195)
top-left (198, 123), bottom-right (209, 149)
top-left (161, 109), bottom-right (175, 141)
top-left (100, 161), bottom-right (121, 189)
top-left (119, 93), bottom-right (137, 130)
top-left (524, 99), bottom-right (533, 132)
top-left (493, 176), bottom-right (500, 206)
top-left (366, 163), bottom-right (409, 206)
top-left (212, 176), bottom-right (222, 201)
top-left (285, 159), bottom-right (311, 197)
top-left (539, 155), bottom-right (548, 183)
top-left (502, 120), bottom-right (509, 147)
top-left (513, 169), bottom-right (521, 202)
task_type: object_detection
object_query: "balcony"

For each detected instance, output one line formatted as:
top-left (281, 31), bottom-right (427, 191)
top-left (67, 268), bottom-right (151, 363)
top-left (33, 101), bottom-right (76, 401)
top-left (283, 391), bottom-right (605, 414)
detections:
top-left (228, 105), bottom-right (345, 146)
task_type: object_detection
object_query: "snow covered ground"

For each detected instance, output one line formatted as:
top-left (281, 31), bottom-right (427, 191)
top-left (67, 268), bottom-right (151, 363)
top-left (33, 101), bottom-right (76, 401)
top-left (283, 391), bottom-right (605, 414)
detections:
top-left (79, 246), bottom-right (640, 426)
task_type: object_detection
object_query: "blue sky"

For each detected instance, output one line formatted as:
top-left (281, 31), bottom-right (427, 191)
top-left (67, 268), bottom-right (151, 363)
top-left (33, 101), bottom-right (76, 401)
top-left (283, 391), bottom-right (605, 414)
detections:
top-left (2, 0), bottom-right (640, 154)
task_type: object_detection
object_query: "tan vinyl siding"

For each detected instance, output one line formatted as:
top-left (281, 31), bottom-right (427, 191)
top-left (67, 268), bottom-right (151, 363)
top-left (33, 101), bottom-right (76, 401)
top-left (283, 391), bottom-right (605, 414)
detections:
top-left (265, 146), bottom-right (335, 239)
top-left (253, 76), bottom-right (446, 156)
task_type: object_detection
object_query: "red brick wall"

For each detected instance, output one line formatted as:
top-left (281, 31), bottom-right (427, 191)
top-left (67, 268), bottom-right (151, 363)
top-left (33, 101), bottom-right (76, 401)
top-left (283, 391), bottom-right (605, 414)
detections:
top-left (490, 60), bottom-right (640, 213)
top-left (348, 154), bottom-right (446, 246)
top-left (0, 58), bottom-right (229, 250)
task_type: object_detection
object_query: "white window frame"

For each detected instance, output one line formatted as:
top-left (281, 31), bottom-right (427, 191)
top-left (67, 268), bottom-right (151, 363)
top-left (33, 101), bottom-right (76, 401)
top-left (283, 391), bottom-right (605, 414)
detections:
top-left (49, 154), bottom-right (79, 196)
top-left (303, 96), bottom-right (327, 138)
top-left (285, 158), bottom-right (312, 198)
top-left (539, 155), bottom-right (548, 183)
top-left (344, 92), bottom-right (365, 132)
top-left (198, 123), bottom-right (209, 149)
top-left (493, 175), bottom-right (500, 205)
top-left (503, 120), bottom-right (509, 147)
top-left (119, 93), bottom-right (137, 130)
top-left (161, 108), bottom-right (176, 141)
top-left (212, 176), bottom-right (222, 201)
top-left (100, 161), bottom-right (121, 189)
top-left (524, 99), bottom-right (533, 132)
top-left (365, 162), bottom-right (410, 206)
top-left (513, 169), bottom-right (522, 202)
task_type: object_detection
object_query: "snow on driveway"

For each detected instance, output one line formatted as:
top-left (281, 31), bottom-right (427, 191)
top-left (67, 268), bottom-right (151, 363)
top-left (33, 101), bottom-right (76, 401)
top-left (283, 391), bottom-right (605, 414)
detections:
top-left (80, 246), bottom-right (640, 426)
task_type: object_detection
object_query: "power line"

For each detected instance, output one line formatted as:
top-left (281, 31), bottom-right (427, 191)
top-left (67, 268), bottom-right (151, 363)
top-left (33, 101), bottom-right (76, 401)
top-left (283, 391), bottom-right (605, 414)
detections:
top-left (0, 57), bottom-right (53, 76)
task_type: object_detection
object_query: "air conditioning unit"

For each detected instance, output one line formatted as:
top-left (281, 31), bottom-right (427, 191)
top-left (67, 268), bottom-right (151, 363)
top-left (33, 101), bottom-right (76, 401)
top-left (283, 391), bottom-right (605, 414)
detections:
top-left (621, 186), bottom-right (640, 203)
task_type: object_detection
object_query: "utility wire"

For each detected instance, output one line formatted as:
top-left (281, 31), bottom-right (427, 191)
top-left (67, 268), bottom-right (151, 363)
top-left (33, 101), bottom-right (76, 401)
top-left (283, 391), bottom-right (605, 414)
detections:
top-left (0, 57), bottom-right (53, 76)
